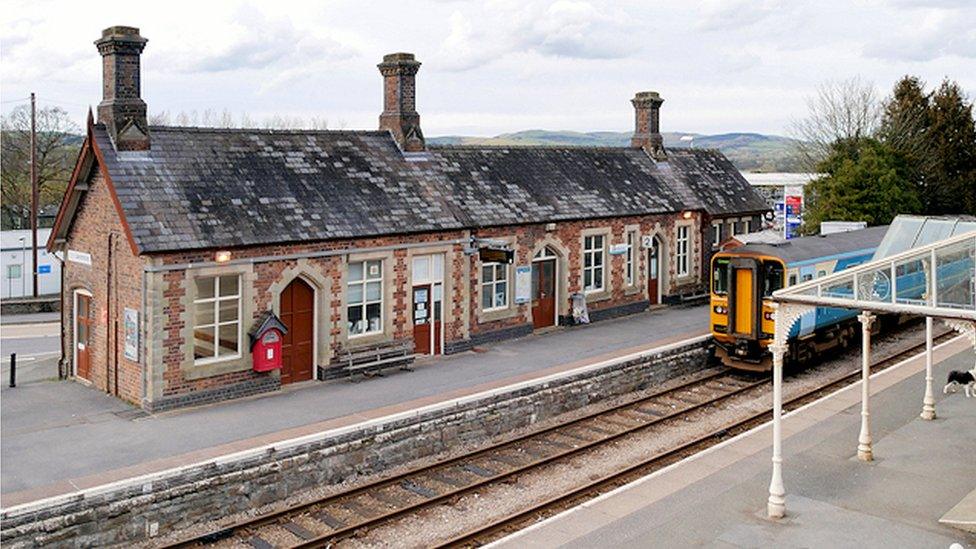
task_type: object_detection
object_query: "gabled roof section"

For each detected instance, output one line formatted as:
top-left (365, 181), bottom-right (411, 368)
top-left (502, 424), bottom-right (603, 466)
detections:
top-left (48, 112), bottom-right (139, 255)
top-left (663, 148), bottom-right (769, 216)
top-left (426, 145), bottom-right (693, 227)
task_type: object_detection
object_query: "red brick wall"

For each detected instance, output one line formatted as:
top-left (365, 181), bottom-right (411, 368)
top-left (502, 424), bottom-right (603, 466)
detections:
top-left (61, 166), bottom-right (144, 405)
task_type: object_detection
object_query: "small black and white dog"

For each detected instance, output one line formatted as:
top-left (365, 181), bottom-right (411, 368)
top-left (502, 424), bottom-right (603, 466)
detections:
top-left (943, 365), bottom-right (976, 398)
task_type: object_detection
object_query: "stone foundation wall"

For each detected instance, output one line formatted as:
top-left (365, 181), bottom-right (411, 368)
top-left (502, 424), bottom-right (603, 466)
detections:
top-left (0, 337), bottom-right (712, 548)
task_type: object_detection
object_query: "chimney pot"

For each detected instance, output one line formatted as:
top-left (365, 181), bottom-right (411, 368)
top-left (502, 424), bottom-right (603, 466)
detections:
top-left (95, 26), bottom-right (149, 151)
top-left (631, 90), bottom-right (665, 160)
top-left (378, 52), bottom-right (424, 152)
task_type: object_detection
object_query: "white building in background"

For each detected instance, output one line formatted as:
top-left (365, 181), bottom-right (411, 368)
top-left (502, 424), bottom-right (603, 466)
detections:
top-left (742, 173), bottom-right (818, 239)
top-left (1, 229), bottom-right (61, 299)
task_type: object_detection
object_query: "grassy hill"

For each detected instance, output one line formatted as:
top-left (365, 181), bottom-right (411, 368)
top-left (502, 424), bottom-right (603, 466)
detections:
top-left (429, 130), bottom-right (802, 172)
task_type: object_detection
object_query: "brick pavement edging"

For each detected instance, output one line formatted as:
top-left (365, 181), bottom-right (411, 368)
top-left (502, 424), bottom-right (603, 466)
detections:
top-left (0, 335), bottom-right (712, 547)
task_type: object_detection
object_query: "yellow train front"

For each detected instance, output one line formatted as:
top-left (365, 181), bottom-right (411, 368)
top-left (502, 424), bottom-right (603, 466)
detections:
top-left (710, 226), bottom-right (889, 372)
top-left (710, 252), bottom-right (781, 371)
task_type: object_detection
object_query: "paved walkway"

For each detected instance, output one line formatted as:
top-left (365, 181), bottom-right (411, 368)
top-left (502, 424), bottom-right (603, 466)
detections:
top-left (498, 337), bottom-right (976, 548)
top-left (0, 305), bottom-right (707, 505)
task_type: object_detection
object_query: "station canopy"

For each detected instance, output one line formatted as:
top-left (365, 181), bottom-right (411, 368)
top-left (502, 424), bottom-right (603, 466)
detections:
top-left (772, 215), bottom-right (976, 323)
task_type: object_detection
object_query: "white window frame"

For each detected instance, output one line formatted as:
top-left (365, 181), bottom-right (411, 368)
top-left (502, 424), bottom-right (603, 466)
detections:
top-left (583, 234), bottom-right (606, 293)
top-left (193, 274), bottom-right (242, 365)
top-left (676, 225), bottom-right (690, 277)
top-left (481, 262), bottom-right (510, 312)
top-left (712, 222), bottom-right (722, 248)
top-left (625, 231), bottom-right (636, 286)
top-left (348, 259), bottom-right (384, 338)
top-left (743, 219), bottom-right (751, 233)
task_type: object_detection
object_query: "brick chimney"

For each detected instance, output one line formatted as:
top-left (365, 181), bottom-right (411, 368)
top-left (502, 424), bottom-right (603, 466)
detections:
top-left (631, 91), bottom-right (665, 160)
top-left (378, 53), bottom-right (424, 152)
top-left (95, 26), bottom-right (150, 151)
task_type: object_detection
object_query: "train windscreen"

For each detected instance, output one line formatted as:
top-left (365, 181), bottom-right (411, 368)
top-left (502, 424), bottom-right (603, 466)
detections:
top-left (762, 260), bottom-right (784, 297)
top-left (713, 258), bottom-right (730, 295)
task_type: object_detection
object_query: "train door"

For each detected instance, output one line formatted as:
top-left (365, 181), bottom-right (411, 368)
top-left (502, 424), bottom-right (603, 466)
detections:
top-left (730, 259), bottom-right (758, 338)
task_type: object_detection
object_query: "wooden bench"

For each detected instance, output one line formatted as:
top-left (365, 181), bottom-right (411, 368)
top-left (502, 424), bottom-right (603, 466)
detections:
top-left (340, 340), bottom-right (416, 379)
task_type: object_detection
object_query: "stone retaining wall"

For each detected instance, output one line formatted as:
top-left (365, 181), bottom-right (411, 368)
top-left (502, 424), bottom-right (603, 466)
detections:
top-left (0, 336), bottom-right (712, 548)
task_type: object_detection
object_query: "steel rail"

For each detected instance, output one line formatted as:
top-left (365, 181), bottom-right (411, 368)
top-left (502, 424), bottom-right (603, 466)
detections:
top-left (166, 366), bottom-right (736, 547)
top-left (436, 331), bottom-right (956, 547)
top-left (289, 374), bottom-right (768, 548)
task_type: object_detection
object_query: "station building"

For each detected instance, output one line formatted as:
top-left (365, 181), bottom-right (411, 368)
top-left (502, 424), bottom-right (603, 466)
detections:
top-left (48, 27), bottom-right (768, 410)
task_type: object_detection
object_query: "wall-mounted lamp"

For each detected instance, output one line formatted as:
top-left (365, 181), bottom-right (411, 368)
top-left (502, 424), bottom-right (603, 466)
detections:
top-left (215, 250), bottom-right (232, 263)
top-left (682, 210), bottom-right (694, 220)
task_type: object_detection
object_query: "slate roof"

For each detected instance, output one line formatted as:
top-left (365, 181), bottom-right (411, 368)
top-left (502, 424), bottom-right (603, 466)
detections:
top-left (425, 146), bottom-right (691, 227)
top-left (663, 148), bottom-right (769, 215)
top-left (84, 125), bottom-right (768, 254)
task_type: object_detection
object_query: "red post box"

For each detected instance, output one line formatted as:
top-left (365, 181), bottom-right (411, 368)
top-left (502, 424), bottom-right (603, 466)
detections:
top-left (248, 312), bottom-right (289, 373)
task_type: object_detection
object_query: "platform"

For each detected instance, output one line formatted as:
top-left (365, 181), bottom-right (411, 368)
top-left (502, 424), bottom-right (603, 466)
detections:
top-left (496, 337), bottom-right (976, 548)
top-left (0, 304), bottom-right (706, 506)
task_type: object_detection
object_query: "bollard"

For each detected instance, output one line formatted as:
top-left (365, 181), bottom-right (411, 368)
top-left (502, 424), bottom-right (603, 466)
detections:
top-left (9, 353), bottom-right (15, 388)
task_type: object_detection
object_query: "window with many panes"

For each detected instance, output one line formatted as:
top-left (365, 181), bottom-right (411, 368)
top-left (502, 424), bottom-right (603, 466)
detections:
top-left (193, 274), bottom-right (241, 363)
top-left (676, 225), bottom-right (689, 277)
top-left (625, 232), bottom-right (636, 286)
top-left (348, 260), bottom-right (383, 336)
top-left (583, 234), bottom-right (605, 292)
top-left (481, 263), bottom-right (508, 311)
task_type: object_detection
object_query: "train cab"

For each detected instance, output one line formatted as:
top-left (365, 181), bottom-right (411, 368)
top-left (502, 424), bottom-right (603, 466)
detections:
top-left (711, 226), bottom-right (889, 371)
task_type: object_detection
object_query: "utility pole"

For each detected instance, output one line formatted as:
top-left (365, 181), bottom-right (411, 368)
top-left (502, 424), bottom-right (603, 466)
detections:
top-left (30, 92), bottom-right (38, 298)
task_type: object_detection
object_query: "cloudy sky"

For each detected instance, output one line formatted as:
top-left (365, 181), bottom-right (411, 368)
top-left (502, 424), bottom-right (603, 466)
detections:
top-left (2, 0), bottom-right (975, 137)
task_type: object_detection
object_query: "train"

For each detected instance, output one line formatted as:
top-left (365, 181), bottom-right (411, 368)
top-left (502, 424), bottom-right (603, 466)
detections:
top-left (710, 215), bottom-right (976, 372)
top-left (709, 225), bottom-right (889, 371)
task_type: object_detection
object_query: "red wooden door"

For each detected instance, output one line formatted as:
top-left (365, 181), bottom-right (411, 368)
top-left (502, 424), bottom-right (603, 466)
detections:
top-left (413, 284), bottom-right (442, 355)
top-left (648, 239), bottom-right (660, 305)
top-left (76, 293), bottom-right (92, 380)
top-left (532, 259), bottom-right (556, 329)
top-left (280, 278), bottom-right (314, 384)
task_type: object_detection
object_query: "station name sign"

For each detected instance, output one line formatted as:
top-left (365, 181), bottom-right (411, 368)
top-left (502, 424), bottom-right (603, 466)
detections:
top-left (479, 247), bottom-right (514, 264)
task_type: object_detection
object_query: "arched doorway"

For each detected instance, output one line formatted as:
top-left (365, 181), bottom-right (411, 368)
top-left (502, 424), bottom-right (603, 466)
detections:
top-left (532, 247), bottom-right (559, 328)
top-left (647, 236), bottom-right (662, 305)
top-left (279, 277), bottom-right (314, 384)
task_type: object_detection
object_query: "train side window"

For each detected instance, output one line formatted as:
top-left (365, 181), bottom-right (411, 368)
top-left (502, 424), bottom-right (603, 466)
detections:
top-left (712, 259), bottom-right (729, 295)
top-left (817, 270), bottom-right (826, 278)
top-left (788, 274), bottom-right (797, 286)
top-left (762, 261), bottom-right (784, 296)
top-left (802, 274), bottom-right (813, 282)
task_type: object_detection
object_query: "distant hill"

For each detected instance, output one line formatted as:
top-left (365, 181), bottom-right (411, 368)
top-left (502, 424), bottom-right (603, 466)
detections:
top-left (429, 130), bottom-right (803, 172)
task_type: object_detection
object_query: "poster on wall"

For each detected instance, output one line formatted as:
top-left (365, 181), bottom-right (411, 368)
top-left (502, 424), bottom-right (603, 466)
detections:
top-left (515, 265), bottom-right (532, 304)
top-left (123, 308), bottom-right (139, 361)
top-left (784, 184), bottom-right (804, 240)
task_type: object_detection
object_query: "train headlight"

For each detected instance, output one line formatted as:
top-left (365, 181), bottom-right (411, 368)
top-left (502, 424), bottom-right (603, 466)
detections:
top-left (764, 311), bottom-right (775, 321)
top-left (713, 305), bottom-right (728, 315)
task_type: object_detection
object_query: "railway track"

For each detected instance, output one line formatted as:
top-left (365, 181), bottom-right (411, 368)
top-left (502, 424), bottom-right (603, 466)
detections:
top-left (169, 329), bottom-right (954, 549)
top-left (438, 329), bottom-right (958, 547)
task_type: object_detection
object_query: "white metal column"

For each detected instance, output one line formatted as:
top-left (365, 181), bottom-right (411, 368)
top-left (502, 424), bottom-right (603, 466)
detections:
top-left (857, 311), bottom-right (875, 461)
top-left (767, 342), bottom-right (787, 519)
top-left (921, 316), bottom-right (936, 420)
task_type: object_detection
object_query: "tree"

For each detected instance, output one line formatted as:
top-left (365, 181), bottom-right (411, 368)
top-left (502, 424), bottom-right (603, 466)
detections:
top-left (1, 105), bottom-right (80, 229)
top-left (789, 77), bottom-right (881, 170)
top-left (878, 76), bottom-right (933, 184)
top-left (802, 138), bottom-right (921, 232)
top-left (925, 79), bottom-right (976, 215)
